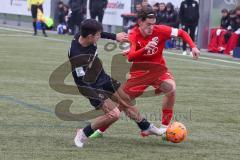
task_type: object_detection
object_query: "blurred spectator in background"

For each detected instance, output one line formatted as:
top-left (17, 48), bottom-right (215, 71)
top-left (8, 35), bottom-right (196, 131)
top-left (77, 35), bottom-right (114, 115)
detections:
top-left (156, 3), bottom-right (167, 25)
top-left (63, 5), bottom-right (70, 23)
top-left (57, 2), bottom-right (65, 24)
top-left (68, 0), bottom-right (87, 35)
top-left (236, 6), bottom-right (240, 46)
top-left (222, 9), bottom-right (236, 45)
top-left (164, 3), bottom-right (179, 49)
top-left (135, 3), bottom-right (143, 13)
top-left (165, 3), bottom-right (179, 28)
top-left (142, 0), bottom-right (151, 9)
top-left (27, 0), bottom-right (47, 37)
top-left (179, 0), bottom-right (199, 55)
top-left (152, 3), bottom-right (159, 13)
top-left (122, 3), bottom-right (140, 33)
top-left (208, 9), bottom-right (230, 53)
top-left (56, 1), bottom-right (69, 34)
top-left (228, 9), bottom-right (237, 31)
top-left (224, 7), bottom-right (240, 55)
top-left (89, 0), bottom-right (108, 23)
top-left (220, 9), bottom-right (230, 29)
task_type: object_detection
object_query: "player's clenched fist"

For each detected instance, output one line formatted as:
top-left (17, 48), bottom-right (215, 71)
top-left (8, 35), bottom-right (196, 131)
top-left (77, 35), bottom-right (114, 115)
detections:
top-left (145, 41), bottom-right (157, 51)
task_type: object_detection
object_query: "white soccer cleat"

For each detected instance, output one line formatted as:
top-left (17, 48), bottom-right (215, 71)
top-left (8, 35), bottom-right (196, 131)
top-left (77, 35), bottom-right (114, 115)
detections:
top-left (74, 129), bottom-right (88, 148)
top-left (159, 125), bottom-right (168, 135)
top-left (140, 124), bottom-right (167, 137)
top-left (190, 51), bottom-right (193, 57)
top-left (182, 51), bottom-right (187, 55)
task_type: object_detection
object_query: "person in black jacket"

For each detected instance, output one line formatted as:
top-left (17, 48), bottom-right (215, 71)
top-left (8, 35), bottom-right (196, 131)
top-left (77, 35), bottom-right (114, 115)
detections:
top-left (57, 1), bottom-right (67, 25)
top-left (89, 0), bottom-right (108, 23)
top-left (156, 2), bottom-right (167, 25)
top-left (220, 9), bottom-right (230, 29)
top-left (228, 10), bottom-right (238, 31)
top-left (152, 3), bottom-right (159, 13)
top-left (68, 0), bottom-right (87, 35)
top-left (179, 0), bottom-right (199, 55)
top-left (165, 3), bottom-right (179, 28)
top-left (236, 6), bottom-right (240, 47)
top-left (135, 3), bottom-right (143, 12)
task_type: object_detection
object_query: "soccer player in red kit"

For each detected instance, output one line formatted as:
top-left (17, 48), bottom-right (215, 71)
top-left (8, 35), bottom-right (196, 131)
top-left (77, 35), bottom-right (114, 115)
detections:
top-left (90, 7), bottom-right (200, 138)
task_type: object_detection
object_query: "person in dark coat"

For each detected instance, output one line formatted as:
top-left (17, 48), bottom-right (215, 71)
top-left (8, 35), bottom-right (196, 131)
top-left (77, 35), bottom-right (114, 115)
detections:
top-left (68, 0), bottom-right (87, 35)
top-left (89, 0), bottom-right (108, 23)
top-left (179, 0), bottom-right (199, 55)
top-left (165, 3), bottom-right (179, 28)
top-left (156, 2), bottom-right (167, 25)
top-left (220, 9), bottom-right (230, 29)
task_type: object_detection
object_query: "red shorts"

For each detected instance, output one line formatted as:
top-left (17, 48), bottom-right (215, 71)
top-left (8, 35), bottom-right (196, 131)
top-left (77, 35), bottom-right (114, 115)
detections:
top-left (123, 71), bottom-right (174, 98)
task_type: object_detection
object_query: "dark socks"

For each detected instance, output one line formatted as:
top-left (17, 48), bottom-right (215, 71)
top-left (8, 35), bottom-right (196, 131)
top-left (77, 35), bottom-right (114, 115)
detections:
top-left (33, 22), bottom-right (37, 34)
top-left (83, 124), bottom-right (95, 137)
top-left (136, 118), bottom-right (151, 131)
top-left (41, 22), bottom-right (48, 37)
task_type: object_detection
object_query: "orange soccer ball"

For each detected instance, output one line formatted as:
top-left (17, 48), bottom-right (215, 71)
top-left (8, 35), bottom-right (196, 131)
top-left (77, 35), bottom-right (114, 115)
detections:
top-left (166, 122), bottom-right (187, 143)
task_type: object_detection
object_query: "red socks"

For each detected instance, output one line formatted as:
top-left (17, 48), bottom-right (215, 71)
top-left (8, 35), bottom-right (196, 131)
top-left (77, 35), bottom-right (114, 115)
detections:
top-left (99, 125), bottom-right (110, 133)
top-left (162, 108), bottom-right (173, 126)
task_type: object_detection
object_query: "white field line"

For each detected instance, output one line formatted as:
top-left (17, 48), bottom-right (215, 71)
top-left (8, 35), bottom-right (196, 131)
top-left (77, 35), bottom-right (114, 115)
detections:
top-left (166, 56), bottom-right (239, 69)
top-left (164, 51), bottom-right (240, 65)
top-left (0, 26), bottom-right (69, 43)
top-left (0, 26), bottom-right (33, 34)
top-left (0, 34), bottom-right (32, 37)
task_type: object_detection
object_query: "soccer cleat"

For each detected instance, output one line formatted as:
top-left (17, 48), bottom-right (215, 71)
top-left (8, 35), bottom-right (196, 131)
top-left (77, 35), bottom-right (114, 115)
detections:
top-left (140, 124), bottom-right (167, 137)
top-left (182, 51), bottom-right (187, 55)
top-left (89, 129), bottom-right (103, 139)
top-left (190, 51), bottom-right (193, 57)
top-left (74, 128), bottom-right (88, 148)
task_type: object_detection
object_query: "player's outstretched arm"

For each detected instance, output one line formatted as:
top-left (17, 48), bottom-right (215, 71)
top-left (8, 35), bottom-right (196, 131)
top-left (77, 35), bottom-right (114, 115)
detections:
top-left (100, 32), bottom-right (128, 42)
top-left (158, 25), bottom-right (200, 60)
top-left (100, 32), bottom-right (117, 40)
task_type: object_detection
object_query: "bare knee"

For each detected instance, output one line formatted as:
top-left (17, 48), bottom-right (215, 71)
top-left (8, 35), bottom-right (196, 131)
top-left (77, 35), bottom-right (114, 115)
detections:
top-left (101, 99), bottom-right (121, 121)
top-left (114, 87), bottom-right (134, 107)
top-left (106, 107), bottom-right (121, 121)
top-left (160, 80), bottom-right (176, 96)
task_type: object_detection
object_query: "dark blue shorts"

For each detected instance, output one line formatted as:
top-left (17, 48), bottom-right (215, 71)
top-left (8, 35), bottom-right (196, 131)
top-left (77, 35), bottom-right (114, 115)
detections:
top-left (73, 72), bottom-right (121, 109)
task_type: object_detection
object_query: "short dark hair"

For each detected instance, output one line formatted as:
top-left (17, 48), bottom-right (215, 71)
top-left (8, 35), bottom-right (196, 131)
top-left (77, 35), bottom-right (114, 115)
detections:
top-left (80, 19), bottom-right (103, 38)
top-left (153, 3), bottom-right (159, 7)
top-left (221, 8), bottom-right (228, 13)
top-left (159, 2), bottom-right (165, 6)
top-left (136, 3), bottom-right (142, 6)
top-left (137, 7), bottom-right (156, 21)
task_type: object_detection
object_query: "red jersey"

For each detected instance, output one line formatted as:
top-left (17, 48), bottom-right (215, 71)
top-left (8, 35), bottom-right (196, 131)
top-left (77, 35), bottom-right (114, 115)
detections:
top-left (123, 25), bottom-right (196, 98)
top-left (127, 25), bottom-right (196, 69)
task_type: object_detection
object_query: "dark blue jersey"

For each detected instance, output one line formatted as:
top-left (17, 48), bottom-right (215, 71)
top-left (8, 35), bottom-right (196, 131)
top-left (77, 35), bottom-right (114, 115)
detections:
top-left (68, 32), bottom-right (121, 108)
top-left (68, 32), bottom-right (116, 86)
